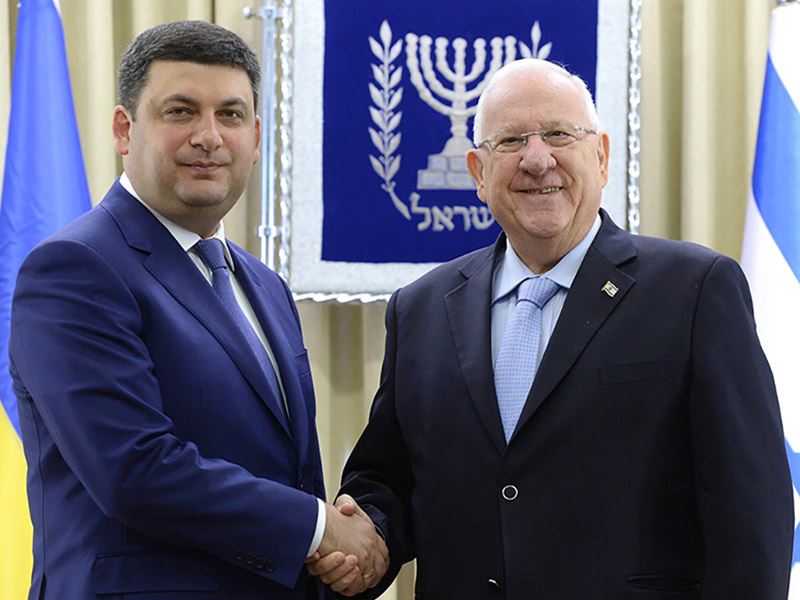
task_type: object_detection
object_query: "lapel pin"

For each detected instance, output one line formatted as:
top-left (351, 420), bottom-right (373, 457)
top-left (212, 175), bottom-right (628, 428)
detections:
top-left (601, 280), bottom-right (619, 298)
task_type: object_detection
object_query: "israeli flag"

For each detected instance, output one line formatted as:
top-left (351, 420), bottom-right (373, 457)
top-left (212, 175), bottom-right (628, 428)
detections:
top-left (741, 2), bottom-right (800, 594)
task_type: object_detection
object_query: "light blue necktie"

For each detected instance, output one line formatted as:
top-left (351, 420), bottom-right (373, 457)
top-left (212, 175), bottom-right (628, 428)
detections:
top-left (194, 238), bottom-right (284, 416)
top-left (495, 276), bottom-right (560, 442)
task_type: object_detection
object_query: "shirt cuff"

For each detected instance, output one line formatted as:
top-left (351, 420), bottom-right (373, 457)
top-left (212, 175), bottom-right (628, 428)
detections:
top-left (306, 498), bottom-right (326, 557)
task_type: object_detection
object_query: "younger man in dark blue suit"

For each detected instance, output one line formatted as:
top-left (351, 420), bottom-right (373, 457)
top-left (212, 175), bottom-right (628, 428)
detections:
top-left (10, 20), bottom-right (385, 600)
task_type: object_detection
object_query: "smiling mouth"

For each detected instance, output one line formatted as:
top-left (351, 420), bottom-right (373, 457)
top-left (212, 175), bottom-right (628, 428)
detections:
top-left (182, 163), bottom-right (225, 177)
top-left (519, 186), bottom-right (563, 194)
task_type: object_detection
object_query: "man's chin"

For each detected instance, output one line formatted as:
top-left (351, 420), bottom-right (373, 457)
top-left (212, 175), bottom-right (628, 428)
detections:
top-left (175, 183), bottom-right (235, 209)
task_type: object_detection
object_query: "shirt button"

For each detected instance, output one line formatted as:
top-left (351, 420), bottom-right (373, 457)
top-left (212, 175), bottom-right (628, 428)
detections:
top-left (501, 485), bottom-right (519, 501)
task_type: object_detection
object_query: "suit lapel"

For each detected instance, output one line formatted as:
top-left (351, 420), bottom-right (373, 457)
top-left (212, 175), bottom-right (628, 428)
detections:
top-left (513, 214), bottom-right (638, 438)
top-left (233, 251), bottom-right (309, 464)
top-left (445, 241), bottom-right (506, 454)
top-left (101, 183), bottom-right (292, 439)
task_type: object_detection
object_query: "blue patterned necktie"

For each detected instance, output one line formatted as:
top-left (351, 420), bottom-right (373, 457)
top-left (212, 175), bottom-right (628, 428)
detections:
top-left (495, 276), bottom-right (560, 442)
top-left (194, 239), bottom-right (284, 415)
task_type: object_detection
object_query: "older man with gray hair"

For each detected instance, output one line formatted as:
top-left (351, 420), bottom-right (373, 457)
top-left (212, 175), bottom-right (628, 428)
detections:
top-left (309, 58), bottom-right (793, 599)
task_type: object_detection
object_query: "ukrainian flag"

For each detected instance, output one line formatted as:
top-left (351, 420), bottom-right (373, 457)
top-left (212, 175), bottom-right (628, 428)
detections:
top-left (741, 1), bottom-right (800, 596)
top-left (0, 1), bottom-right (91, 597)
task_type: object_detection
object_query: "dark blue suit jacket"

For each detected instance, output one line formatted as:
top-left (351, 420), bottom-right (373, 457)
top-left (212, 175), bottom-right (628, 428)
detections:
top-left (341, 211), bottom-right (794, 600)
top-left (10, 181), bottom-right (331, 599)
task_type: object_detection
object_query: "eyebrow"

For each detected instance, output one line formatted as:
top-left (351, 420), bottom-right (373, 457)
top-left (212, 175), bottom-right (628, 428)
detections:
top-left (158, 94), bottom-right (250, 111)
top-left (494, 121), bottom-right (570, 134)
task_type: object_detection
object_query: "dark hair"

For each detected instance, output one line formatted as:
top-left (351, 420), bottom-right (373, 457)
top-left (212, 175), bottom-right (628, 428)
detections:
top-left (118, 20), bottom-right (261, 118)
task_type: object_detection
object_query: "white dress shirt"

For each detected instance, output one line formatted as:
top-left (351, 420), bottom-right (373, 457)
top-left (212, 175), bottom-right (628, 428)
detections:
top-left (119, 173), bottom-right (325, 556)
top-left (491, 215), bottom-right (602, 367)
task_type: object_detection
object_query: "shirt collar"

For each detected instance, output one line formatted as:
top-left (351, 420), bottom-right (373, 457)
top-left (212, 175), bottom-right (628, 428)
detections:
top-left (492, 214), bottom-right (602, 305)
top-left (119, 172), bottom-right (234, 270)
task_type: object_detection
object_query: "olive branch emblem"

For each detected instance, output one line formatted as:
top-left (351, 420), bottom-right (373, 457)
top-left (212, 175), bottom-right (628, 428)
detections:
top-left (368, 20), bottom-right (410, 220)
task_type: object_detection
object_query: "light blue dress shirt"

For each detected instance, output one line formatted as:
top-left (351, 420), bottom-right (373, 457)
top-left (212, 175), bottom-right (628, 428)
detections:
top-left (491, 215), bottom-right (602, 367)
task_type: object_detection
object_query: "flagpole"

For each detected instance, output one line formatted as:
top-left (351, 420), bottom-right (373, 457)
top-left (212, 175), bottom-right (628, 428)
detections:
top-left (244, 1), bottom-right (288, 272)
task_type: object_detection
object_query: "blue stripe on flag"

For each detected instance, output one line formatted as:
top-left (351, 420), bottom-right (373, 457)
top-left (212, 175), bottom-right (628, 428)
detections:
top-left (0, 0), bottom-right (91, 437)
top-left (784, 439), bottom-right (800, 565)
top-left (752, 55), bottom-right (800, 283)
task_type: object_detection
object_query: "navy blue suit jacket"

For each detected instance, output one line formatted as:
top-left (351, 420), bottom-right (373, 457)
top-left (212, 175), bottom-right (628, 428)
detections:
top-left (340, 211), bottom-right (793, 600)
top-left (10, 181), bottom-right (331, 599)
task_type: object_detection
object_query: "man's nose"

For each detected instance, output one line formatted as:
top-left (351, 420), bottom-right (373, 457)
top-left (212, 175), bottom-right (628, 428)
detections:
top-left (518, 136), bottom-right (556, 175)
top-left (190, 113), bottom-right (223, 151)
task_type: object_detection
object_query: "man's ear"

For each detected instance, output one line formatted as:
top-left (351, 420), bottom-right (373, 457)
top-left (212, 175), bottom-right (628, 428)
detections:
top-left (466, 149), bottom-right (487, 203)
top-left (112, 106), bottom-right (133, 156)
top-left (253, 115), bottom-right (262, 165)
top-left (597, 131), bottom-right (610, 187)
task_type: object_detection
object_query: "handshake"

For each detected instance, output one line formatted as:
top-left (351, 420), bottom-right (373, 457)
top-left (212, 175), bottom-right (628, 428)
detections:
top-left (306, 494), bottom-right (390, 596)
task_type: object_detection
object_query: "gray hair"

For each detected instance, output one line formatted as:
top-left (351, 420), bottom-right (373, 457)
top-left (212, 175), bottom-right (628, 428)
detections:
top-left (118, 20), bottom-right (261, 119)
top-left (471, 59), bottom-right (600, 146)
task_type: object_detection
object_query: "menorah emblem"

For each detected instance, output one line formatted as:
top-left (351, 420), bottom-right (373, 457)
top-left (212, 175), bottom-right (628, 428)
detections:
top-left (405, 33), bottom-right (516, 190)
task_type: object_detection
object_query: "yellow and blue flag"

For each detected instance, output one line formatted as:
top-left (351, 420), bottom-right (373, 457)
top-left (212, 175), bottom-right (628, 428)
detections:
top-left (0, 0), bottom-right (91, 597)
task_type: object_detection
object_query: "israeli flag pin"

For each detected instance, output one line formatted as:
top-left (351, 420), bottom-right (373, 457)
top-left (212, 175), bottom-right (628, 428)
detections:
top-left (601, 281), bottom-right (619, 298)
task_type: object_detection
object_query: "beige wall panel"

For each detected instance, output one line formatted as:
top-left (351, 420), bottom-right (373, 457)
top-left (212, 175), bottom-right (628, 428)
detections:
top-left (679, 0), bottom-right (713, 246)
top-left (639, 0), bottom-right (683, 240)
top-left (62, 0), bottom-right (116, 205)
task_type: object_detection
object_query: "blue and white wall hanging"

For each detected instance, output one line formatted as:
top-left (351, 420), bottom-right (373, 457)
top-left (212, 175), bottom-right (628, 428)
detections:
top-left (286, 0), bottom-right (633, 300)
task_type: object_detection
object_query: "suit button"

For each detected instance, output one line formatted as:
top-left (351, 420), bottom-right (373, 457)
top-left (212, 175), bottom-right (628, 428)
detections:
top-left (488, 578), bottom-right (501, 591)
top-left (245, 553), bottom-right (256, 565)
top-left (265, 561), bottom-right (277, 573)
top-left (501, 485), bottom-right (519, 501)
top-left (234, 548), bottom-right (245, 561)
top-left (255, 558), bottom-right (265, 570)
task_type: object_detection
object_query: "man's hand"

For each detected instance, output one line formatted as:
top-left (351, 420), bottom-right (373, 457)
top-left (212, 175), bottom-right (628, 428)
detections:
top-left (306, 495), bottom-right (389, 596)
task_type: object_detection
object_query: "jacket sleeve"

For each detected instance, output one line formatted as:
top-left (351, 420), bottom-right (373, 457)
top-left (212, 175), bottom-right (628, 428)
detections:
top-left (688, 255), bottom-right (793, 599)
